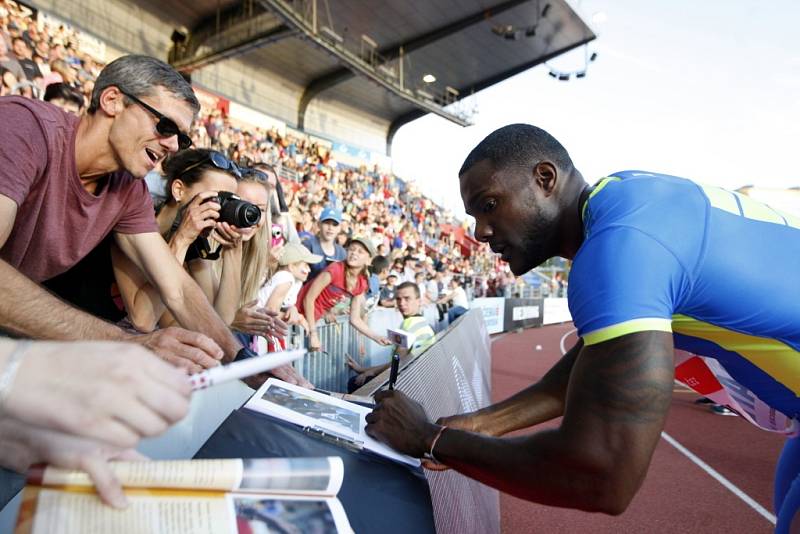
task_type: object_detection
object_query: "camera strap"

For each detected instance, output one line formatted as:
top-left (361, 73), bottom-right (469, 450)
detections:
top-left (168, 204), bottom-right (222, 262)
top-left (187, 236), bottom-right (222, 262)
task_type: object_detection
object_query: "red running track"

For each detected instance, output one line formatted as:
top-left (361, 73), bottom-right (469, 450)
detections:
top-left (492, 323), bottom-right (783, 533)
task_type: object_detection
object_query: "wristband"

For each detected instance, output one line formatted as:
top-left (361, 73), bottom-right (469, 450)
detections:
top-left (0, 340), bottom-right (32, 415)
top-left (423, 425), bottom-right (448, 464)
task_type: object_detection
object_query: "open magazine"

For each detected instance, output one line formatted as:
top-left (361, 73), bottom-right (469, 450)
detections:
top-left (245, 378), bottom-right (420, 468)
top-left (15, 457), bottom-right (352, 534)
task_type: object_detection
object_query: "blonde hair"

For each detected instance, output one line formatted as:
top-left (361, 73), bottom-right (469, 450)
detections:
top-left (238, 177), bottom-right (272, 306)
top-left (210, 173), bottom-right (273, 307)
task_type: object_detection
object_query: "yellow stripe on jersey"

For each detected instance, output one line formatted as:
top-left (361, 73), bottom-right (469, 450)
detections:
top-left (582, 177), bottom-right (621, 221)
top-left (672, 314), bottom-right (800, 395)
top-left (582, 317), bottom-right (673, 346)
top-left (698, 184), bottom-right (740, 215)
top-left (733, 192), bottom-right (786, 225)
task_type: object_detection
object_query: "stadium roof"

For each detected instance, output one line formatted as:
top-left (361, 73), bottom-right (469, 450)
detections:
top-left (163, 0), bottom-right (595, 152)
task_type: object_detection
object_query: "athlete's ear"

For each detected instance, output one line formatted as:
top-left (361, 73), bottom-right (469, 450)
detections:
top-left (534, 161), bottom-right (558, 197)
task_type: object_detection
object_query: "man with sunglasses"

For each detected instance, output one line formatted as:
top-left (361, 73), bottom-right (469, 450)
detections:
top-left (0, 54), bottom-right (262, 373)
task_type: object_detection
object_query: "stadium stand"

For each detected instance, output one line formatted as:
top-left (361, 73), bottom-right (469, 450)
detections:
top-left (0, 0), bottom-right (588, 306)
top-left (0, 1), bottom-right (596, 531)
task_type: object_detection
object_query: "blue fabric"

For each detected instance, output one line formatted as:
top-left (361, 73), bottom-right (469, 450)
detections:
top-left (195, 409), bottom-right (435, 534)
top-left (569, 171), bottom-right (800, 418)
top-left (302, 234), bottom-right (346, 280)
top-left (367, 273), bottom-right (381, 299)
top-left (448, 306), bottom-right (467, 323)
top-left (775, 437), bottom-right (800, 532)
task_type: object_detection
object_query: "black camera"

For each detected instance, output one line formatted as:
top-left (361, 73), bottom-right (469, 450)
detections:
top-left (212, 191), bottom-right (261, 228)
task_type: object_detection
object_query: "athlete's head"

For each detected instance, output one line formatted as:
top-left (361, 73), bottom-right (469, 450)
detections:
top-left (459, 123), bottom-right (582, 276)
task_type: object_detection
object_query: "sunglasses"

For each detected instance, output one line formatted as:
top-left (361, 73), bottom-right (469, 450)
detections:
top-left (180, 151), bottom-right (242, 179)
top-left (118, 87), bottom-right (193, 150)
top-left (239, 167), bottom-right (269, 182)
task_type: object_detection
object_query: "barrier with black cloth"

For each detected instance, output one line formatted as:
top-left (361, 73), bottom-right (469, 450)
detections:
top-left (1, 310), bottom-right (498, 533)
top-left (503, 297), bottom-right (544, 331)
top-left (194, 408), bottom-right (436, 534)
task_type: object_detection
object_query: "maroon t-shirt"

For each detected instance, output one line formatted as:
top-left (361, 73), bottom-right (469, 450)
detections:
top-left (0, 97), bottom-right (158, 282)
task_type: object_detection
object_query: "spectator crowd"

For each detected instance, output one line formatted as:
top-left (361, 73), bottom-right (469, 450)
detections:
top-left (0, 0), bottom-right (538, 509)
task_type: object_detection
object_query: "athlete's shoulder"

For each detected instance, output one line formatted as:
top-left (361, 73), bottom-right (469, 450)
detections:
top-left (584, 171), bottom-right (706, 232)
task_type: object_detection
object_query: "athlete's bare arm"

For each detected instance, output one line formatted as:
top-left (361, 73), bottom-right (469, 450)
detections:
top-left (366, 331), bottom-right (674, 514)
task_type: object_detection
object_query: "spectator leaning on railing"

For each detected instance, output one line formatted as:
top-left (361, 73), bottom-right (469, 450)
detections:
top-left (298, 236), bottom-right (392, 352)
top-left (0, 54), bottom-right (247, 370)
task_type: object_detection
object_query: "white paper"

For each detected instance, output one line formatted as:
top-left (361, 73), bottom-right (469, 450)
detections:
top-left (245, 379), bottom-right (421, 467)
top-left (29, 490), bottom-right (230, 534)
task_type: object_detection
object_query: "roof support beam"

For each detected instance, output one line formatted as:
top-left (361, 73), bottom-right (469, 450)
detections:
top-left (386, 35), bottom-right (595, 155)
top-left (298, 0), bottom-right (532, 129)
top-left (259, 0), bottom-right (472, 130)
top-left (169, 2), bottom-right (294, 72)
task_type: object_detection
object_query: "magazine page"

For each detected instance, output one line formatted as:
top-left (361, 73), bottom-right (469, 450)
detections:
top-left (28, 457), bottom-right (343, 496)
top-left (15, 487), bottom-right (231, 534)
top-left (246, 378), bottom-right (420, 467)
top-left (15, 487), bottom-right (353, 534)
top-left (226, 493), bottom-right (353, 534)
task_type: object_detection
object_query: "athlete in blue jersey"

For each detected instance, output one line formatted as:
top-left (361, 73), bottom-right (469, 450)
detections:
top-left (366, 124), bottom-right (800, 531)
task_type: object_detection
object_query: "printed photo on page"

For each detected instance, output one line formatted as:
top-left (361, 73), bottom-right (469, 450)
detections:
top-left (245, 379), bottom-right (420, 467)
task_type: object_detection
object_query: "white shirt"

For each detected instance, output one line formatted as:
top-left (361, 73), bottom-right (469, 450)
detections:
top-left (451, 286), bottom-right (469, 309)
top-left (426, 279), bottom-right (439, 300)
top-left (258, 270), bottom-right (301, 310)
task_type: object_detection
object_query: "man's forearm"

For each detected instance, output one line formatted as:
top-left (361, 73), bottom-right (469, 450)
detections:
top-left (214, 250), bottom-right (242, 325)
top-left (165, 272), bottom-right (242, 361)
top-left (428, 426), bottom-right (622, 513)
top-left (471, 340), bottom-right (582, 435)
top-left (0, 260), bottom-right (128, 341)
top-left (350, 316), bottom-right (381, 341)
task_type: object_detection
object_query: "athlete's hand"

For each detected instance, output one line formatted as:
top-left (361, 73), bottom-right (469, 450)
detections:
top-left (365, 390), bottom-right (439, 458)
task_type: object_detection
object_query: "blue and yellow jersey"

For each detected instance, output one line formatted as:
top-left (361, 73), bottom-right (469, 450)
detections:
top-left (568, 171), bottom-right (800, 434)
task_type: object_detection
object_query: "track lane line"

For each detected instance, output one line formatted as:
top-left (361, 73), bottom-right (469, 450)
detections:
top-left (660, 431), bottom-right (776, 525)
top-left (559, 328), bottom-right (577, 355)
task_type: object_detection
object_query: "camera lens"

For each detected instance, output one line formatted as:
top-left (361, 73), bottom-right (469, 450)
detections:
top-left (238, 204), bottom-right (262, 227)
top-left (217, 192), bottom-right (262, 228)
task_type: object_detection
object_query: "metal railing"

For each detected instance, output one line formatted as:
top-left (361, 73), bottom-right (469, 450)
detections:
top-left (289, 305), bottom-right (439, 391)
top-left (289, 316), bottom-right (369, 391)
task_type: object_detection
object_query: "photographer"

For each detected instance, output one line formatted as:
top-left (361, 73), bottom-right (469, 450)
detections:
top-left (112, 149), bottom-right (247, 333)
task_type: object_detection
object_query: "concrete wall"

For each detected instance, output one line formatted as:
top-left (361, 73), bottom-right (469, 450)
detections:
top-left (27, 0), bottom-right (390, 153)
top-left (305, 97), bottom-right (389, 155)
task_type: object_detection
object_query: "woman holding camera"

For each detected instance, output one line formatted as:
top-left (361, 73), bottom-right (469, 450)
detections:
top-left (112, 149), bottom-right (246, 333)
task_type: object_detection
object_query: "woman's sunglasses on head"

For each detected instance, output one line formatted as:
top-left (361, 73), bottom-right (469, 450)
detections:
top-left (118, 87), bottom-right (193, 150)
top-left (180, 151), bottom-right (242, 178)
